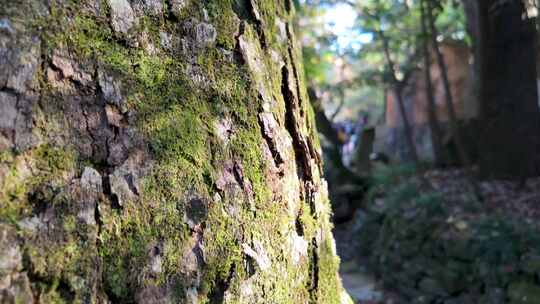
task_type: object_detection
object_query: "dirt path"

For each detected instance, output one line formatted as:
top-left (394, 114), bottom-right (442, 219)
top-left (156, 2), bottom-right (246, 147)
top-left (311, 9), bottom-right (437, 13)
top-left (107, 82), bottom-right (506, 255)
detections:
top-left (334, 214), bottom-right (386, 303)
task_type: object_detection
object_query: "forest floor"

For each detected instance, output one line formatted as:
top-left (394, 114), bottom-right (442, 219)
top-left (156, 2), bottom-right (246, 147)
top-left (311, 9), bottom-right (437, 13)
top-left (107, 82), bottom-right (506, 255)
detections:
top-left (333, 167), bottom-right (540, 304)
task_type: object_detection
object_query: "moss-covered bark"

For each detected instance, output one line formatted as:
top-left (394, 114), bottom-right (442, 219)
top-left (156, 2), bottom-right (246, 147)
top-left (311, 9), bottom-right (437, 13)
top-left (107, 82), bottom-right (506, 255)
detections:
top-left (0, 0), bottom-right (350, 303)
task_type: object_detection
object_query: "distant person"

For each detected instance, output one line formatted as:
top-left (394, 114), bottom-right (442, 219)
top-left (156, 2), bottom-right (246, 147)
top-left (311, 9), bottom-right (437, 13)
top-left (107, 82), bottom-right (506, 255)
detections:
top-left (343, 113), bottom-right (369, 167)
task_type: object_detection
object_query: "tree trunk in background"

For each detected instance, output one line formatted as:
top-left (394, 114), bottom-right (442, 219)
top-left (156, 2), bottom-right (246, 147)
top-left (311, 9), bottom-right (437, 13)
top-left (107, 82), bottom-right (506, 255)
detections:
top-left (461, 0), bottom-right (482, 118)
top-left (477, 0), bottom-right (540, 179)
top-left (427, 1), bottom-right (483, 201)
top-left (427, 0), bottom-right (472, 169)
top-left (378, 30), bottom-right (420, 165)
top-left (420, 0), bottom-right (445, 166)
top-left (0, 1), bottom-right (349, 303)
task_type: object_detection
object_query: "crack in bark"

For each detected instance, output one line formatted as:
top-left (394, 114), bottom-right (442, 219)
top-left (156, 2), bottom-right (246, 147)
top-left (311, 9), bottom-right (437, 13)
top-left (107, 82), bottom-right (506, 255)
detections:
top-left (233, 0), bottom-right (267, 49)
top-left (308, 237), bottom-right (319, 300)
top-left (281, 65), bottom-right (312, 182)
top-left (102, 174), bottom-right (123, 210)
top-left (285, 25), bottom-right (304, 116)
top-left (208, 263), bottom-right (236, 304)
top-left (295, 213), bottom-right (305, 237)
top-left (284, 0), bottom-right (292, 13)
top-left (81, 106), bottom-right (100, 160)
top-left (257, 114), bottom-right (284, 167)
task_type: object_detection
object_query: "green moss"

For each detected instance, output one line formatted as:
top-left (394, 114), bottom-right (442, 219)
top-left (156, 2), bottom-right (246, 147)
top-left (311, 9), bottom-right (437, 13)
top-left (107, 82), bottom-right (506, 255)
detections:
top-left (36, 279), bottom-right (70, 304)
top-left (100, 222), bottom-right (150, 300)
top-left (0, 150), bottom-right (13, 163)
top-left (315, 237), bottom-right (342, 304)
top-left (33, 144), bottom-right (76, 184)
top-left (15, 0), bottom-right (344, 302)
top-left (230, 127), bottom-right (270, 205)
top-left (62, 216), bottom-right (77, 233)
top-left (206, 0), bottom-right (241, 50)
top-left (0, 145), bottom-right (75, 222)
top-left (199, 202), bottom-right (244, 300)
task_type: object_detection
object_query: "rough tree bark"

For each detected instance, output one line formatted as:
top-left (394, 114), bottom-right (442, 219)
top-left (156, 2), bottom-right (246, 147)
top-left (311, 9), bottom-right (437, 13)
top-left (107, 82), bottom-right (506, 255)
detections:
top-left (0, 1), bottom-right (350, 303)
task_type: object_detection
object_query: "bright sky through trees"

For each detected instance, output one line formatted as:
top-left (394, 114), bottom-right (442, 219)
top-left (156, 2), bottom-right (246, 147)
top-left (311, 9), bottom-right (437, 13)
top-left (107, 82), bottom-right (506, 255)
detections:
top-left (323, 3), bottom-right (373, 51)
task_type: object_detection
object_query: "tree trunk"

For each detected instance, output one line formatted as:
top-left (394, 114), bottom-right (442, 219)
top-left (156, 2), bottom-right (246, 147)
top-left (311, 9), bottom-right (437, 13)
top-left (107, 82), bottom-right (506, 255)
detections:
top-left (477, 0), bottom-right (540, 179)
top-left (427, 0), bottom-right (472, 169)
top-left (427, 1), bottom-right (484, 201)
top-left (0, 1), bottom-right (349, 303)
top-left (420, 0), bottom-right (445, 166)
top-left (378, 30), bottom-right (420, 165)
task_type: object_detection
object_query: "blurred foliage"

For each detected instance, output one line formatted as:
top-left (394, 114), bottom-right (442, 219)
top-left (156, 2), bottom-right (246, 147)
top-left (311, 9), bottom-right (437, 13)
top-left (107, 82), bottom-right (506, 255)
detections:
top-left (297, 0), bottom-right (468, 123)
top-left (358, 164), bottom-right (540, 302)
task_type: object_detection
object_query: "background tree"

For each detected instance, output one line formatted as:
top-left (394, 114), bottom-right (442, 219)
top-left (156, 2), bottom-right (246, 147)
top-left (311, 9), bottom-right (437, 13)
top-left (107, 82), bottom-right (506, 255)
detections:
top-left (299, 0), bottom-right (469, 166)
top-left (420, 0), bottom-right (446, 166)
top-left (476, 0), bottom-right (540, 179)
top-left (356, 0), bottom-right (424, 164)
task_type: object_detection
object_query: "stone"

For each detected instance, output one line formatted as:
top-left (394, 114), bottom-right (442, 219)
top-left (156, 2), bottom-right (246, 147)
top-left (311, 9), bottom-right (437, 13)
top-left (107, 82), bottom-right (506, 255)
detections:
top-left (107, 0), bottom-right (137, 34)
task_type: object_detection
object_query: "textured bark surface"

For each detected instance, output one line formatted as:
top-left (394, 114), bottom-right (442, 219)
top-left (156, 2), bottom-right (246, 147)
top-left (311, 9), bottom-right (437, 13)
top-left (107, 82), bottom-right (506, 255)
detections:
top-left (0, 1), bottom-right (348, 303)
